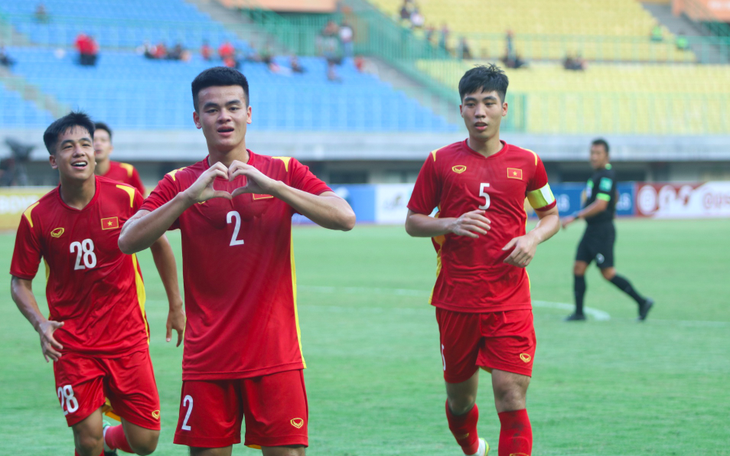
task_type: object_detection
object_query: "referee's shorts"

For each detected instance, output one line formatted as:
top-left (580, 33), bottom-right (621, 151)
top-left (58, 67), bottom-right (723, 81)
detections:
top-left (576, 221), bottom-right (615, 268)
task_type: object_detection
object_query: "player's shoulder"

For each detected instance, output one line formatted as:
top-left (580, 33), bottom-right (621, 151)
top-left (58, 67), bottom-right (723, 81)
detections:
top-left (505, 143), bottom-right (541, 166)
top-left (97, 176), bottom-right (138, 207)
top-left (164, 159), bottom-right (206, 182)
top-left (111, 160), bottom-right (136, 178)
top-left (601, 165), bottom-right (616, 178)
top-left (21, 188), bottom-right (58, 226)
top-left (255, 151), bottom-right (297, 171)
top-left (427, 141), bottom-right (465, 163)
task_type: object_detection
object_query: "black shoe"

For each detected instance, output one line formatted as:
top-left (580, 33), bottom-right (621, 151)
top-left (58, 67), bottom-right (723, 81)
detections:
top-left (638, 298), bottom-right (654, 321)
top-left (564, 312), bottom-right (586, 321)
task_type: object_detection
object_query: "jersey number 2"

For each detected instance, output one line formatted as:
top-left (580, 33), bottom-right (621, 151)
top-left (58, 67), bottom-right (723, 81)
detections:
top-left (70, 239), bottom-right (97, 270)
top-left (479, 183), bottom-right (490, 210)
top-left (226, 211), bottom-right (245, 246)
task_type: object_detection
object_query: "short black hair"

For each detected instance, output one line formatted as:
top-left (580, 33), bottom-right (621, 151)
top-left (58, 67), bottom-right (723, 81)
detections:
top-left (94, 122), bottom-right (112, 141)
top-left (458, 64), bottom-right (509, 103)
top-left (591, 138), bottom-right (610, 154)
top-left (191, 66), bottom-right (249, 112)
top-left (43, 111), bottom-right (95, 155)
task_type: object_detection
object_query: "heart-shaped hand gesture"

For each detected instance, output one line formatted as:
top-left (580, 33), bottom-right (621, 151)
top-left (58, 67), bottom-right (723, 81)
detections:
top-left (228, 160), bottom-right (277, 198)
top-left (182, 161), bottom-right (278, 204)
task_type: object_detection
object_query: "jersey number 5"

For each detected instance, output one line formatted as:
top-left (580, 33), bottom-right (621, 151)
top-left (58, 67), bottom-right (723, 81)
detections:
top-left (479, 183), bottom-right (490, 210)
top-left (70, 239), bottom-right (97, 270)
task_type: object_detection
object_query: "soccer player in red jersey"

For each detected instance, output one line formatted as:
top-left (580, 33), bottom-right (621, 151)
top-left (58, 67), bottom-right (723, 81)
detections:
top-left (10, 112), bottom-right (185, 456)
top-left (118, 67), bottom-right (356, 456)
top-left (93, 122), bottom-right (146, 195)
top-left (405, 65), bottom-right (560, 456)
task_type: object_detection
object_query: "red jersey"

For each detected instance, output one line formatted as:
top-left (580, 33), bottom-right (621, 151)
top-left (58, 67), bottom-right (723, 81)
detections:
top-left (102, 161), bottom-right (145, 195)
top-left (10, 176), bottom-right (149, 356)
top-left (141, 151), bottom-right (331, 381)
top-left (408, 140), bottom-right (556, 313)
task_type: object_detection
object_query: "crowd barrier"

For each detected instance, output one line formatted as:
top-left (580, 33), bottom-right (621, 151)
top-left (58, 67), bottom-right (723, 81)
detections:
top-left (2, 182), bottom-right (729, 231)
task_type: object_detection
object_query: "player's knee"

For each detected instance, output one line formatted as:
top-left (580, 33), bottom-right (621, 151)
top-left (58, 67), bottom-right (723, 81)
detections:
top-left (128, 431), bottom-right (159, 455)
top-left (447, 395), bottom-right (476, 415)
top-left (573, 263), bottom-right (586, 276)
top-left (601, 268), bottom-right (616, 280)
top-left (75, 434), bottom-right (103, 456)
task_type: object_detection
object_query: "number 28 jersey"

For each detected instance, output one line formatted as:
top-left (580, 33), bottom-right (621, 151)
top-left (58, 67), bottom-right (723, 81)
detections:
top-left (10, 176), bottom-right (149, 356)
top-left (141, 151), bottom-right (331, 381)
top-left (408, 140), bottom-right (556, 313)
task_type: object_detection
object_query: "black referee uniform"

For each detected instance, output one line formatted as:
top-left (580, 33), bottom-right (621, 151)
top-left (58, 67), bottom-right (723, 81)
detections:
top-left (569, 164), bottom-right (654, 321)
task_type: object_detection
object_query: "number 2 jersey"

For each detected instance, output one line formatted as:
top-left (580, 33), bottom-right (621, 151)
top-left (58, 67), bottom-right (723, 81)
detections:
top-left (408, 139), bottom-right (557, 313)
top-left (10, 176), bottom-right (149, 356)
top-left (140, 151), bottom-right (332, 381)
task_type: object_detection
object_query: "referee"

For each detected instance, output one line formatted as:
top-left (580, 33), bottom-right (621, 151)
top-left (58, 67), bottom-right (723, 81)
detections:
top-left (561, 138), bottom-right (653, 321)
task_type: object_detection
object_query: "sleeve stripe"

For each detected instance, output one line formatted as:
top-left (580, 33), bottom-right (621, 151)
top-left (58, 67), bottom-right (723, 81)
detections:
top-left (597, 193), bottom-right (611, 201)
top-left (23, 202), bottom-right (40, 228)
top-left (527, 183), bottom-right (556, 210)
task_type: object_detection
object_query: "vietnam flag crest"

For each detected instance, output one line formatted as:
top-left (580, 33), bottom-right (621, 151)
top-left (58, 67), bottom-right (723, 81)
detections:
top-left (101, 217), bottom-right (119, 230)
top-left (507, 168), bottom-right (523, 180)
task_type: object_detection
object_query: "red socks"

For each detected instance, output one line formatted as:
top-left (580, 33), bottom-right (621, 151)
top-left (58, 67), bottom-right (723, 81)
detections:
top-left (498, 409), bottom-right (532, 456)
top-left (105, 424), bottom-right (134, 453)
top-left (445, 400), bottom-right (481, 455)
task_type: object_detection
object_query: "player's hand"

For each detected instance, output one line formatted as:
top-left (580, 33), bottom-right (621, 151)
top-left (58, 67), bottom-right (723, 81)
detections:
top-left (502, 233), bottom-right (538, 268)
top-left (166, 304), bottom-right (185, 347)
top-left (448, 210), bottom-right (491, 238)
top-left (182, 162), bottom-right (233, 204)
top-left (228, 160), bottom-right (279, 197)
top-left (561, 215), bottom-right (577, 229)
top-left (37, 320), bottom-right (64, 362)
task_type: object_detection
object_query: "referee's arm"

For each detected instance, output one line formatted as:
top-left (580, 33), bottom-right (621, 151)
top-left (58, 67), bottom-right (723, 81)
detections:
top-left (561, 198), bottom-right (608, 229)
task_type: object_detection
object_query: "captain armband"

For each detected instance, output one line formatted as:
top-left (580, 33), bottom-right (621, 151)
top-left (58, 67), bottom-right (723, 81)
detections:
top-left (527, 183), bottom-right (556, 211)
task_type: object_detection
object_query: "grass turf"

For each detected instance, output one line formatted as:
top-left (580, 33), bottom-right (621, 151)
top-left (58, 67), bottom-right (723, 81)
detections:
top-left (1, 219), bottom-right (728, 455)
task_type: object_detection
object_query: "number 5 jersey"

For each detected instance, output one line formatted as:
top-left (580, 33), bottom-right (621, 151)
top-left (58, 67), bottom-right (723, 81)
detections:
top-left (408, 140), bottom-right (557, 313)
top-left (140, 151), bottom-right (331, 381)
top-left (10, 176), bottom-right (149, 356)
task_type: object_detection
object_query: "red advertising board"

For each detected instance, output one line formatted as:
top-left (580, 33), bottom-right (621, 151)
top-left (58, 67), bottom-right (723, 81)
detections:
top-left (635, 182), bottom-right (730, 218)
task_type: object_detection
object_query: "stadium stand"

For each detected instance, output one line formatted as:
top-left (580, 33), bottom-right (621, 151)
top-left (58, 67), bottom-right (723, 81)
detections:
top-left (5, 47), bottom-right (455, 132)
top-left (418, 60), bottom-right (730, 134)
top-left (0, 80), bottom-right (53, 127)
top-left (370, 0), bottom-right (696, 62)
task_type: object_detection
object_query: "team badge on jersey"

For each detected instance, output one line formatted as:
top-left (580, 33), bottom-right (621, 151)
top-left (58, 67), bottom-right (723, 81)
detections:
top-left (290, 417), bottom-right (304, 429)
top-left (51, 227), bottom-right (65, 238)
top-left (101, 217), bottom-right (119, 230)
top-left (507, 168), bottom-right (523, 180)
top-left (451, 165), bottom-right (467, 174)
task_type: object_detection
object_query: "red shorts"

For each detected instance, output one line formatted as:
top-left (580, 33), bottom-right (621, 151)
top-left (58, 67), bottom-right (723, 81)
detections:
top-left (173, 369), bottom-right (308, 449)
top-left (52, 348), bottom-right (161, 429)
top-left (436, 308), bottom-right (536, 383)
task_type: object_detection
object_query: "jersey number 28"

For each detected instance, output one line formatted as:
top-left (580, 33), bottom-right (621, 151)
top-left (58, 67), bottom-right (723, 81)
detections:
top-left (70, 239), bottom-right (97, 270)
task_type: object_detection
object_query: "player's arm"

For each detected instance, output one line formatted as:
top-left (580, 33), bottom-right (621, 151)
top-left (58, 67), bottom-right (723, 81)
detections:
top-left (561, 198), bottom-right (608, 229)
top-left (503, 205), bottom-right (560, 267)
top-left (119, 163), bottom-right (232, 253)
top-left (10, 276), bottom-right (64, 362)
top-left (149, 235), bottom-right (185, 346)
top-left (405, 209), bottom-right (491, 238)
top-left (228, 161), bottom-right (355, 231)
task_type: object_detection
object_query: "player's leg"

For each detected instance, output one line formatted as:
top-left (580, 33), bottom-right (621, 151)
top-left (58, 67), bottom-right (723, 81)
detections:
top-left (566, 230), bottom-right (593, 321)
top-left (72, 407), bottom-right (105, 456)
top-left (437, 308), bottom-right (485, 455)
top-left (480, 310), bottom-right (536, 456)
top-left (241, 370), bottom-right (308, 455)
top-left (491, 370), bottom-right (532, 456)
top-left (103, 350), bottom-right (161, 455)
top-left (189, 447), bottom-right (233, 456)
top-left (596, 225), bottom-right (653, 320)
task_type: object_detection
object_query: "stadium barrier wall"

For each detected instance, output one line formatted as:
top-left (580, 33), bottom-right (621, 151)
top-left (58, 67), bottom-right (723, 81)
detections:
top-left (0, 186), bottom-right (53, 230)
top-left (635, 181), bottom-right (730, 218)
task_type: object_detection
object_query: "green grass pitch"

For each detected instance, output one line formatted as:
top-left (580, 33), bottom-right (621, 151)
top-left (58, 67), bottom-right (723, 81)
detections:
top-left (1, 219), bottom-right (728, 455)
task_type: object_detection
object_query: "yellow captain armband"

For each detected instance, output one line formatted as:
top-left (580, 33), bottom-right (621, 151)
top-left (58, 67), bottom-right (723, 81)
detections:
top-left (527, 183), bottom-right (556, 210)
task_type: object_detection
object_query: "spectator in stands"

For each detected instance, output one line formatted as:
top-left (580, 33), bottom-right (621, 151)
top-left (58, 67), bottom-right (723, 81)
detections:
top-left (502, 51), bottom-right (527, 69)
top-left (425, 24), bottom-right (436, 44)
top-left (0, 46), bottom-right (15, 67)
top-left (651, 24), bottom-right (663, 42)
top-left (140, 40), bottom-right (154, 59)
top-left (339, 21), bottom-right (354, 59)
top-left (75, 33), bottom-right (98, 66)
top-left (505, 29), bottom-right (515, 61)
top-left (34, 3), bottom-right (49, 23)
top-left (399, 0), bottom-right (411, 25)
top-left (410, 6), bottom-right (425, 29)
top-left (439, 23), bottom-right (450, 53)
top-left (676, 32), bottom-right (689, 51)
top-left (563, 53), bottom-right (586, 71)
top-left (458, 36), bottom-right (473, 60)
top-left (167, 42), bottom-right (186, 61)
top-left (290, 54), bottom-right (305, 74)
top-left (201, 40), bottom-right (213, 61)
top-left (153, 42), bottom-right (167, 59)
top-left (219, 40), bottom-right (236, 61)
